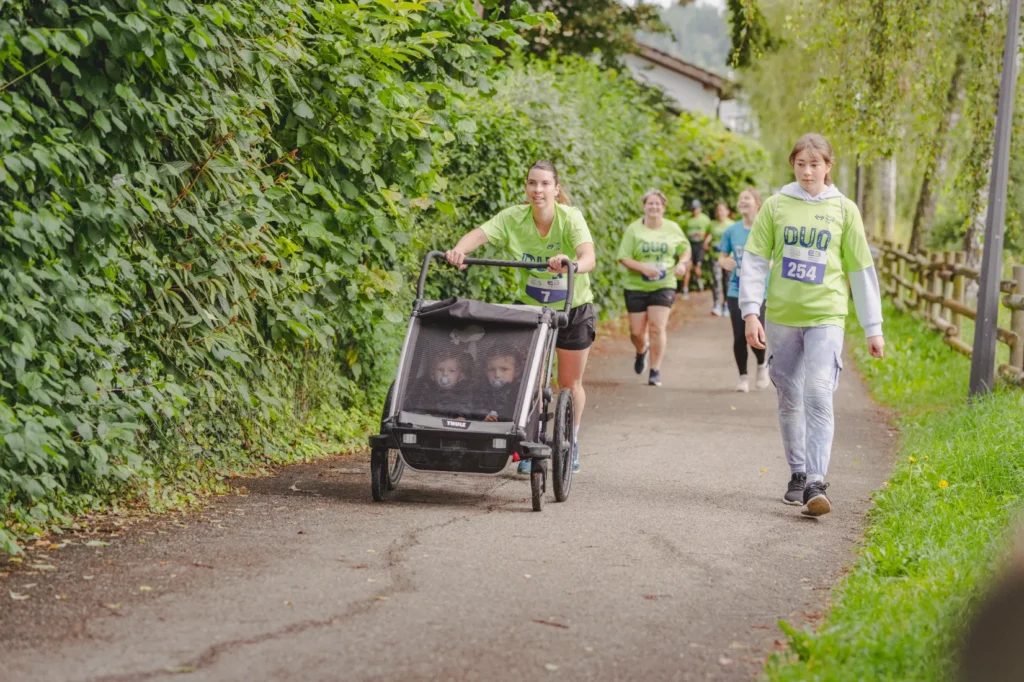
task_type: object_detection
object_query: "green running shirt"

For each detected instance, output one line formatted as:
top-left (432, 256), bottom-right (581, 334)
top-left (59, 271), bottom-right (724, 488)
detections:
top-left (616, 218), bottom-right (689, 292)
top-left (744, 194), bottom-right (874, 328)
top-left (479, 203), bottom-right (594, 308)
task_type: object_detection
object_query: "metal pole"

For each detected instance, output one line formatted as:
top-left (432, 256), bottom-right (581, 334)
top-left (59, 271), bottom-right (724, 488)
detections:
top-left (970, 0), bottom-right (1021, 398)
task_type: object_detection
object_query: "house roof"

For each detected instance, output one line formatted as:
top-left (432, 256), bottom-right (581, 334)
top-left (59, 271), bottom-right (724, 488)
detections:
top-left (632, 42), bottom-right (730, 96)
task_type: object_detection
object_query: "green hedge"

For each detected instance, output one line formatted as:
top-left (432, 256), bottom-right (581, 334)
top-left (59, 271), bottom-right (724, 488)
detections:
top-left (0, 0), bottom-right (765, 553)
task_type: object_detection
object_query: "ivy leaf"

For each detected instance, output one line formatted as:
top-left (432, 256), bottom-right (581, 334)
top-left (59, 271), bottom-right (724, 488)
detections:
top-left (294, 102), bottom-right (315, 119)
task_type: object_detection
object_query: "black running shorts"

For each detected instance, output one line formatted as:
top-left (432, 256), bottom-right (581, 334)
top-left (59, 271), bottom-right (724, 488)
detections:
top-left (624, 288), bottom-right (676, 313)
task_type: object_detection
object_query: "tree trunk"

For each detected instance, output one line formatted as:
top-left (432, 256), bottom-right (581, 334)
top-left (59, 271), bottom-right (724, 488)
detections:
top-left (909, 53), bottom-right (967, 254)
top-left (881, 156), bottom-right (897, 241)
top-left (861, 163), bottom-right (876, 236)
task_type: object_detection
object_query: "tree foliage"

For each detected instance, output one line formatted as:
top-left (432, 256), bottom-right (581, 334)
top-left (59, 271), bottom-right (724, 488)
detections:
top-left (480, 0), bottom-right (668, 68)
top-left (0, 0), bottom-right (764, 553)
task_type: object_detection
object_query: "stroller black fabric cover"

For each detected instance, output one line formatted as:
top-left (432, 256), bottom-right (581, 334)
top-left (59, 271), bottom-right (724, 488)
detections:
top-left (398, 298), bottom-right (542, 424)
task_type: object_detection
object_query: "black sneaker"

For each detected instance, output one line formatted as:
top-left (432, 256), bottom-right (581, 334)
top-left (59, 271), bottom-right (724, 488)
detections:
top-left (648, 369), bottom-right (661, 387)
top-left (801, 481), bottom-right (831, 517)
top-left (783, 473), bottom-right (806, 505)
top-left (634, 347), bottom-right (648, 375)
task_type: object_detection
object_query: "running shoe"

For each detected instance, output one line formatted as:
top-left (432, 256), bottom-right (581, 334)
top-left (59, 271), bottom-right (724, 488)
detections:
top-left (710, 306), bottom-right (723, 317)
top-left (648, 369), bottom-right (661, 387)
top-left (756, 363), bottom-right (771, 390)
top-left (634, 347), bottom-right (648, 375)
top-left (517, 459), bottom-right (531, 475)
top-left (736, 375), bottom-right (750, 393)
top-left (681, 288), bottom-right (690, 300)
top-left (783, 473), bottom-right (806, 505)
top-left (572, 441), bottom-right (579, 473)
top-left (802, 481), bottom-right (831, 517)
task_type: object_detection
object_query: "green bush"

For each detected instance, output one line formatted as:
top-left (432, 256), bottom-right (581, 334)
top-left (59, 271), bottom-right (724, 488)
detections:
top-left (0, 0), bottom-right (764, 554)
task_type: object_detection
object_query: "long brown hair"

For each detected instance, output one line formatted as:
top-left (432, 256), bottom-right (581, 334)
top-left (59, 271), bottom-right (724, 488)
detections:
top-left (739, 187), bottom-right (763, 211)
top-left (528, 159), bottom-right (572, 205)
top-left (788, 133), bottom-right (835, 186)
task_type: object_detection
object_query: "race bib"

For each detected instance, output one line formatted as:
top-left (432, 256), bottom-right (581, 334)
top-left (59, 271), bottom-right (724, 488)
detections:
top-left (525, 275), bottom-right (568, 303)
top-left (642, 264), bottom-right (667, 282)
top-left (781, 245), bottom-right (826, 285)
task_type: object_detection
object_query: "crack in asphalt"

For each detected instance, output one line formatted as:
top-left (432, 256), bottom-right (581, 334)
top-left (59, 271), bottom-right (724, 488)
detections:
top-left (87, 478), bottom-right (522, 682)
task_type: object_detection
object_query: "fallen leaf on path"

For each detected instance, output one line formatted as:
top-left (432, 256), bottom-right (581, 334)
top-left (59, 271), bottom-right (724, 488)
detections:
top-left (55, 595), bottom-right (66, 600)
top-left (284, 601), bottom-right (292, 605)
top-left (105, 603), bottom-right (121, 610)
top-left (83, 575), bottom-right (94, 580)
top-left (21, 583), bottom-right (36, 589)
top-left (718, 657), bottom-right (734, 666)
top-left (584, 646), bottom-right (594, 652)
top-left (544, 664), bottom-right (559, 672)
top-left (524, 574), bottom-right (532, 579)
top-left (48, 544), bottom-right (59, 550)
top-left (729, 641), bottom-right (745, 649)
top-left (31, 564), bottom-right (56, 571)
top-left (760, 468), bottom-right (766, 473)
top-left (7, 557), bottom-right (21, 563)
top-left (533, 619), bottom-right (569, 629)
top-left (139, 586), bottom-right (152, 592)
top-left (730, 406), bottom-right (736, 411)
top-left (375, 596), bottom-right (389, 601)
top-left (367, 578), bottom-right (376, 583)
top-left (366, 549), bottom-right (376, 553)
top-left (86, 541), bottom-right (110, 547)
top-left (165, 666), bottom-right (197, 674)
top-left (9, 591), bottom-right (30, 601)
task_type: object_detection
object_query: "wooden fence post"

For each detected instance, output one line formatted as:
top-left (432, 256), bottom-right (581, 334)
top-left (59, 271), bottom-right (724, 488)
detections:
top-left (952, 252), bottom-right (966, 341)
top-left (929, 252), bottom-right (943, 324)
top-left (943, 251), bottom-right (956, 326)
top-left (917, 248), bottom-right (930, 316)
top-left (1011, 265), bottom-right (1024, 373)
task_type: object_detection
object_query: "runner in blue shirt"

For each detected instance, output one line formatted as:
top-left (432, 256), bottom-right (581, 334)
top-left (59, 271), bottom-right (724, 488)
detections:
top-left (718, 188), bottom-right (769, 393)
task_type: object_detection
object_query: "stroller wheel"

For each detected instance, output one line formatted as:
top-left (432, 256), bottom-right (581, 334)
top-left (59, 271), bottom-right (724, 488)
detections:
top-left (552, 389), bottom-right (575, 503)
top-left (371, 448), bottom-right (390, 502)
top-left (531, 469), bottom-right (544, 512)
top-left (386, 449), bottom-right (405, 490)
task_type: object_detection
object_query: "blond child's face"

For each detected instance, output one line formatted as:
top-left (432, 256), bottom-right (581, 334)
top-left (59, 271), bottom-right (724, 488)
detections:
top-left (487, 355), bottom-right (517, 386)
top-left (433, 358), bottom-right (463, 389)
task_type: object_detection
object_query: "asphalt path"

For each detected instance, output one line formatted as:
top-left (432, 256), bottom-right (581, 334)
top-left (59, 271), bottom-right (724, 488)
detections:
top-left (0, 293), bottom-right (894, 682)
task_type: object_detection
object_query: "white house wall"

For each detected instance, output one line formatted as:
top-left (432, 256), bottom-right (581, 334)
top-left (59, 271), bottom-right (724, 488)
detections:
top-left (621, 53), bottom-right (720, 117)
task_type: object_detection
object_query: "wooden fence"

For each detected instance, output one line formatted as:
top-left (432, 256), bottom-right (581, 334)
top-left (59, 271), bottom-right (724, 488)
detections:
top-left (872, 240), bottom-right (1024, 387)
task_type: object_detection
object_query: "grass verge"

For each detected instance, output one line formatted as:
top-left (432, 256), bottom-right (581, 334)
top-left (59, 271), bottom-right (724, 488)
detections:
top-left (765, 300), bottom-right (1024, 681)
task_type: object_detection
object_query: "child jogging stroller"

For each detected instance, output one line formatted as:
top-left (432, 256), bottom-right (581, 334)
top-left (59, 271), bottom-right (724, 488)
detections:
top-left (367, 251), bottom-right (577, 511)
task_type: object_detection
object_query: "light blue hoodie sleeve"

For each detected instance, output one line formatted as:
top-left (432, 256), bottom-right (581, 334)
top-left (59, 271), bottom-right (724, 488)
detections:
top-left (738, 252), bottom-right (770, 318)
top-left (849, 266), bottom-right (884, 338)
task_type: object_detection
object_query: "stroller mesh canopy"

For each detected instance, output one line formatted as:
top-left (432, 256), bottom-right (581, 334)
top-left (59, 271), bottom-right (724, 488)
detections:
top-left (400, 302), bottom-right (540, 423)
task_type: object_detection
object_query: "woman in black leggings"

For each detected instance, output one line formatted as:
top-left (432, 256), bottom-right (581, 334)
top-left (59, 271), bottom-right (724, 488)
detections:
top-left (717, 188), bottom-right (769, 392)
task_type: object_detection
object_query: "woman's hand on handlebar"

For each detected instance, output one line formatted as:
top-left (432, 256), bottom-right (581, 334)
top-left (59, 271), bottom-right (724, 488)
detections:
top-left (547, 254), bottom-right (573, 274)
top-left (445, 248), bottom-right (468, 270)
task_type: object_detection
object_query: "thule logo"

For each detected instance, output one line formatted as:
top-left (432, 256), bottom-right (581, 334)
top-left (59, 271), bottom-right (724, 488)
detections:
top-left (443, 419), bottom-right (470, 429)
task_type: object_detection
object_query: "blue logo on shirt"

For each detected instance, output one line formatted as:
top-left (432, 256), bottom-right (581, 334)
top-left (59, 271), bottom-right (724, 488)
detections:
top-left (783, 226), bottom-right (832, 251)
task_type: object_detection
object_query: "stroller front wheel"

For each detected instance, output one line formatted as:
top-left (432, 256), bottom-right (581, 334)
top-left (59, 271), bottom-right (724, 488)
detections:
top-left (371, 448), bottom-right (391, 502)
top-left (531, 468), bottom-right (544, 512)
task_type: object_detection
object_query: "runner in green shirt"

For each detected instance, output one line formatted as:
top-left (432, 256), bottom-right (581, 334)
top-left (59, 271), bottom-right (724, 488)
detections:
top-left (445, 160), bottom-right (595, 475)
top-left (681, 200), bottom-right (711, 299)
top-left (708, 203), bottom-right (733, 317)
top-left (616, 189), bottom-right (691, 387)
top-left (739, 133), bottom-right (885, 517)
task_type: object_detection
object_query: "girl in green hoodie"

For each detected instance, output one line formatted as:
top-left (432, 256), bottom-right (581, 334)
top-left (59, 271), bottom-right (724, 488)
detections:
top-left (739, 134), bottom-right (885, 517)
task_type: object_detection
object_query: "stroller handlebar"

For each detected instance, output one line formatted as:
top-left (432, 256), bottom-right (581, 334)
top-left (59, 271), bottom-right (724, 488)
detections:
top-left (417, 250), bottom-right (576, 314)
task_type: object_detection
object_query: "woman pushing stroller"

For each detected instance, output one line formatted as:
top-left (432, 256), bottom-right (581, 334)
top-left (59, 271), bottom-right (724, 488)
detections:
top-left (445, 160), bottom-right (596, 474)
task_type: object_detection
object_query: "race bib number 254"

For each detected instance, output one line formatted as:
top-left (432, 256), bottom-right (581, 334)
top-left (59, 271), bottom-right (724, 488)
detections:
top-left (781, 245), bottom-right (826, 285)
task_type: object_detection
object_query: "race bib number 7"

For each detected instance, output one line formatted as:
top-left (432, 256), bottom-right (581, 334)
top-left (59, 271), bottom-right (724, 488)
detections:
top-left (526, 275), bottom-right (568, 303)
top-left (781, 245), bottom-right (826, 285)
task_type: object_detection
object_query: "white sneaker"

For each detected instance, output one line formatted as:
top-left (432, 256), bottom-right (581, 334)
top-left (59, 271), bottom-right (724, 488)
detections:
top-left (681, 291), bottom-right (690, 300)
top-left (736, 375), bottom-right (750, 393)
top-left (756, 363), bottom-right (770, 389)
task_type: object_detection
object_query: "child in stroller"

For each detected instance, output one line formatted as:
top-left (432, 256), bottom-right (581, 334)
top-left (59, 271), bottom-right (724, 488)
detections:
top-left (474, 344), bottom-right (524, 422)
top-left (411, 347), bottom-right (474, 421)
